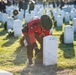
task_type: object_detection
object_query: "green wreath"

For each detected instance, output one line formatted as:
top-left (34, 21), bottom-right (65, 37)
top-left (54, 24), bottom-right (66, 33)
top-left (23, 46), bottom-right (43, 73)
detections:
top-left (13, 9), bottom-right (19, 16)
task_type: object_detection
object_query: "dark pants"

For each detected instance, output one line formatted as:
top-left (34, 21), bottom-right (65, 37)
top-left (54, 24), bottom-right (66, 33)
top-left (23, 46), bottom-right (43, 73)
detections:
top-left (26, 32), bottom-right (43, 60)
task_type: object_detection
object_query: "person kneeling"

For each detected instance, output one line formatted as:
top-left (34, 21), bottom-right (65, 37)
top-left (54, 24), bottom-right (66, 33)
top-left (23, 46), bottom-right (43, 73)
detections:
top-left (22, 15), bottom-right (52, 64)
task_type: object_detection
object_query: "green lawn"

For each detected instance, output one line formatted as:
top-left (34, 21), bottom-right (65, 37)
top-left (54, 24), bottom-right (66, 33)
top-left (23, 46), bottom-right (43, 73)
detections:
top-left (0, 18), bottom-right (76, 75)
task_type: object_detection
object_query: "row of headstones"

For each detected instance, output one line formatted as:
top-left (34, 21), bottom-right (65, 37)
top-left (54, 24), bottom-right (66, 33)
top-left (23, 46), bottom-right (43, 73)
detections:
top-left (25, 4), bottom-right (76, 28)
top-left (5, 4), bottom-right (53, 22)
top-left (6, 4), bottom-right (74, 22)
top-left (0, 7), bottom-right (51, 37)
top-left (0, 13), bottom-right (22, 37)
top-left (62, 5), bottom-right (74, 13)
top-left (1, 4), bottom-right (76, 36)
top-left (2, 5), bottom-right (43, 22)
top-left (7, 19), bottom-right (22, 37)
top-left (5, 4), bottom-right (49, 15)
top-left (50, 3), bottom-right (75, 12)
top-left (0, 11), bottom-right (75, 38)
top-left (25, 8), bottom-right (52, 23)
top-left (0, 11), bottom-right (23, 23)
top-left (53, 13), bottom-right (76, 29)
top-left (52, 8), bottom-right (76, 28)
top-left (51, 4), bottom-right (76, 18)
top-left (52, 8), bottom-right (76, 21)
top-left (6, 5), bottom-right (19, 15)
top-left (5, 4), bottom-right (76, 22)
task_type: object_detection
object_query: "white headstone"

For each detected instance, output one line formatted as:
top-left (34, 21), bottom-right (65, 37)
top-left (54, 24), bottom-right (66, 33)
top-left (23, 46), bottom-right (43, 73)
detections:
top-left (10, 9), bottom-right (14, 16)
top-left (46, 12), bottom-right (50, 17)
top-left (7, 17), bottom-right (14, 29)
top-left (35, 5), bottom-right (40, 12)
top-left (62, 5), bottom-right (71, 13)
top-left (40, 8), bottom-right (44, 15)
top-left (25, 13), bottom-right (30, 23)
top-left (64, 25), bottom-right (74, 44)
top-left (43, 35), bottom-right (58, 66)
top-left (2, 13), bottom-right (8, 23)
top-left (50, 28), bottom-right (52, 34)
top-left (70, 10), bottom-right (76, 20)
top-left (61, 10), bottom-right (65, 18)
top-left (36, 11), bottom-right (42, 18)
top-left (30, 10), bottom-right (35, 19)
top-left (70, 5), bottom-right (74, 9)
top-left (13, 5), bottom-right (19, 10)
top-left (51, 6), bottom-right (54, 13)
top-left (33, 16), bottom-right (40, 19)
top-left (13, 19), bottom-right (22, 37)
top-left (50, 4), bottom-right (53, 9)
top-left (0, 12), bottom-right (3, 21)
top-left (73, 18), bottom-right (76, 32)
top-left (20, 9), bottom-right (24, 15)
top-left (17, 12), bottom-right (23, 20)
top-left (65, 12), bottom-right (70, 23)
top-left (6, 5), bottom-right (15, 15)
top-left (0, 70), bottom-right (13, 75)
top-left (57, 8), bottom-right (61, 15)
top-left (57, 15), bottom-right (63, 27)
top-left (6, 6), bottom-right (11, 14)
top-left (53, 10), bottom-right (58, 21)
top-left (46, 10), bottom-right (51, 17)
top-left (25, 9), bottom-right (29, 13)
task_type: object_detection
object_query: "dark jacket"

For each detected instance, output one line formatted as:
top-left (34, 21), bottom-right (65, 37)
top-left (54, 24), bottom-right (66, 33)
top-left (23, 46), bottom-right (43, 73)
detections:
top-left (0, 1), bottom-right (6, 13)
top-left (19, 0), bottom-right (23, 9)
top-left (23, 0), bottom-right (29, 10)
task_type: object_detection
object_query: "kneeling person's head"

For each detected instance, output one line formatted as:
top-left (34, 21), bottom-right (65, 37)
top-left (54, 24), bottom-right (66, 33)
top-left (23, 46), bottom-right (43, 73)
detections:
top-left (40, 15), bottom-right (52, 30)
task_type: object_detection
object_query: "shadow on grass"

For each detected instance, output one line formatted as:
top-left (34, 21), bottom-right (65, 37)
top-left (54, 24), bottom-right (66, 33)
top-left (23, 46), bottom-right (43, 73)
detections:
top-left (59, 43), bottom-right (75, 58)
top-left (57, 65), bottom-right (76, 71)
top-left (21, 63), bottom-right (57, 75)
top-left (0, 22), bottom-right (7, 36)
top-left (2, 35), bottom-right (18, 47)
top-left (20, 50), bottom-right (57, 75)
top-left (55, 27), bottom-right (62, 31)
top-left (13, 46), bottom-right (27, 65)
top-left (64, 22), bottom-right (70, 25)
top-left (0, 29), bottom-right (7, 36)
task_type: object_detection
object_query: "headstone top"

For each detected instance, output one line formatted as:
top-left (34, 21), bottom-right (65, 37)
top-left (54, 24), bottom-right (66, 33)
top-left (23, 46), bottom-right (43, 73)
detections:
top-left (0, 70), bottom-right (13, 75)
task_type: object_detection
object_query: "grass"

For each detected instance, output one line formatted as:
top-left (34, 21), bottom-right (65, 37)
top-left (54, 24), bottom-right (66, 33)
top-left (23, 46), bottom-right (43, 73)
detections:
top-left (0, 18), bottom-right (76, 75)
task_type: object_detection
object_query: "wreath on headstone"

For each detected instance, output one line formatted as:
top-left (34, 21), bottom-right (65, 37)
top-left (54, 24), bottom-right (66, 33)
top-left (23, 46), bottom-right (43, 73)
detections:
top-left (13, 9), bottom-right (19, 16)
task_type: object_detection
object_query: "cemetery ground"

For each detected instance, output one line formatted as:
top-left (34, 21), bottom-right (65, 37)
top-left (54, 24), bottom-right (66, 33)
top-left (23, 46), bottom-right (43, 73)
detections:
top-left (0, 20), bottom-right (76, 75)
